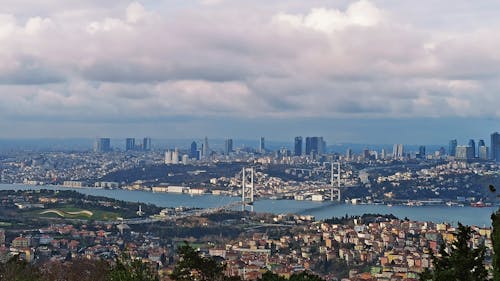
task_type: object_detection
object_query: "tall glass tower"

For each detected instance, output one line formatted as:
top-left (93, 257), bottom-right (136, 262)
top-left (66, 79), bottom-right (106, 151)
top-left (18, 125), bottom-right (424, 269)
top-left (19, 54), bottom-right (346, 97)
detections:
top-left (491, 132), bottom-right (500, 161)
top-left (448, 139), bottom-right (457, 157)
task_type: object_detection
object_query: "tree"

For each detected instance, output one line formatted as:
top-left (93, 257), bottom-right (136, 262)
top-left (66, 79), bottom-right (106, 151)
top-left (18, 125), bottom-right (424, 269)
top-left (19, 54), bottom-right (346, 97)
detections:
top-left (259, 271), bottom-right (286, 281)
top-left (289, 271), bottom-right (324, 281)
top-left (41, 258), bottom-right (110, 281)
top-left (420, 223), bottom-right (487, 281)
top-left (259, 271), bottom-right (324, 281)
top-left (492, 211), bottom-right (500, 281)
top-left (108, 253), bottom-right (159, 281)
top-left (170, 242), bottom-right (240, 281)
top-left (0, 258), bottom-right (42, 281)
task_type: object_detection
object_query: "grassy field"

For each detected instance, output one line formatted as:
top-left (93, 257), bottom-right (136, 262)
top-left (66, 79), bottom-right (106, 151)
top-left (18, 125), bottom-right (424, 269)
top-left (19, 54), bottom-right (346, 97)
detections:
top-left (27, 206), bottom-right (121, 221)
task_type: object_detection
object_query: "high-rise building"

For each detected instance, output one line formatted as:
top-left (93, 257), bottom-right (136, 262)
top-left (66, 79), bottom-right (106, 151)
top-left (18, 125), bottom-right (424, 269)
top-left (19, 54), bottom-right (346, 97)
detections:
top-left (362, 148), bottom-right (370, 160)
top-left (417, 146), bottom-right (426, 159)
top-left (294, 137), bottom-right (302, 156)
top-left (478, 140), bottom-right (487, 160)
top-left (468, 139), bottom-right (476, 158)
top-left (346, 148), bottom-right (353, 160)
top-left (172, 148), bottom-right (179, 164)
top-left (305, 136), bottom-right (324, 156)
top-left (392, 144), bottom-right (404, 159)
top-left (259, 137), bottom-right (265, 153)
top-left (165, 149), bottom-right (179, 164)
top-left (164, 150), bottom-right (173, 164)
top-left (479, 145), bottom-right (489, 160)
top-left (202, 137), bottom-right (209, 159)
top-left (125, 138), bottom-right (135, 151)
top-left (182, 154), bottom-right (189, 165)
top-left (381, 148), bottom-right (386, 159)
top-left (449, 139), bottom-right (457, 156)
top-left (142, 137), bottom-right (151, 151)
top-left (224, 138), bottom-right (233, 155)
top-left (478, 139), bottom-right (486, 148)
top-left (94, 138), bottom-right (111, 152)
top-left (190, 141), bottom-right (198, 159)
top-left (492, 132), bottom-right (500, 161)
top-left (456, 145), bottom-right (474, 161)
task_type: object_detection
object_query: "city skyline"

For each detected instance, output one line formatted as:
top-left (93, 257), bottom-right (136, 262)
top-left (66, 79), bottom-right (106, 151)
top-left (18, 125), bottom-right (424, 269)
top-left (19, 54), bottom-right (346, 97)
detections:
top-left (1, 1), bottom-right (500, 142)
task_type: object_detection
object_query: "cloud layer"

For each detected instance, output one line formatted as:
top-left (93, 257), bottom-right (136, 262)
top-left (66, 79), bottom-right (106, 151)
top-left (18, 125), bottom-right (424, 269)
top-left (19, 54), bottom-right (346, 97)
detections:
top-left (0, 0), bottom-right (500, 139)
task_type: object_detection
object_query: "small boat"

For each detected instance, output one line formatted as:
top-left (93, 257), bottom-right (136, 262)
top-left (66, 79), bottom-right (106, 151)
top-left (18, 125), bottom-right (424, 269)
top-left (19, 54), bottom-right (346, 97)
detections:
top-left (471, 201), bottom-right (486, 207)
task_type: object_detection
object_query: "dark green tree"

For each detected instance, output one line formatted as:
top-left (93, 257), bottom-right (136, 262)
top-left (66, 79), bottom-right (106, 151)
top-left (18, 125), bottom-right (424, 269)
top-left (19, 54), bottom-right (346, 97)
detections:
top-left (259, 271), bottom-right (324, 281)
top-left (108, 253), bottom-right (159, 281)
top-left (170, 242), bottom-right (240, 281)
top-left (420, 223), bottom-right (487, 281)
top-left (41, 258), bottom-right (110, 281)
top-left (289, 271), bottom-right (324, 281)
top-left (492, 211), bottom-right (500, 281)
top-left (0, 258), bottom-right (42, 281)
top-left (259, 271), bottom-right (286, 281)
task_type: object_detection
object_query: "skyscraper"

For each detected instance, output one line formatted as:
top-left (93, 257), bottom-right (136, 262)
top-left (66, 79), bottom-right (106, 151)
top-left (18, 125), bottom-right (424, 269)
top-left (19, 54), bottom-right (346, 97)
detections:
top-left (468, 139), bottom-right (476, 158)
top-left (479, 145), bottom-right (489, 160)
top-left (94, 138), bottom-right (111, 152)
top-left (362, 148), bottom-right (370, 160)
top-left (456, 145), bottom-right (474, 161)
top-left (164, 150), bottom-right (173, 164)
top-left (202, 136), bottom-right (209, 159)
top-left (417, 145), bottom-right (426, 159)
top-left (346, 148), bottom-right (353, 160)
top-left (478, 139), bottom-right (488, 160)
top-left (125, 138), bottom-right (135, 151)
top-left (224, 138), bottom-right (233, 155)
top-left (294, 137), bottom-right (302, 156)
top-left (259, 137), bottom-right (265, 153)
top-left (392, 144), bottom-right (404, 159)
top-left (142, 137), bottom-right (151, 151)
top-left (449, 139), bottom-right (457, 156)
top-left (491, 132), bottom-right (500, 161)
top-left (190, 141), bottom-right (198, 159)
top-left (172, 148), bottom-right (179, 164)
top-left (478, 139), bottom-right (486, 150)
top-left (305, 136), bottom-right (323, 156)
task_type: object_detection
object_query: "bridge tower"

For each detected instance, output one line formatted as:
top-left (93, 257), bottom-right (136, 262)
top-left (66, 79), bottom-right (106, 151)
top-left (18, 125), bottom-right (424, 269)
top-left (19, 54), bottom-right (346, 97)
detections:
top-left (331, 162), bottom-right (341, 202)
top-left (241, 167), bottom-right (255, 211)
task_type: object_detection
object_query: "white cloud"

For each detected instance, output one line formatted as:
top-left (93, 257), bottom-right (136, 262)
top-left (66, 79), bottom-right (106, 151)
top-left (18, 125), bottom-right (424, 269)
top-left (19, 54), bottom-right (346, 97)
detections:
top-left (273, 0), bottom-right (383, 32)
top-left (126, 2), bottom-right (147, 23)
top-left (25, 17), bottom-right (53, 35)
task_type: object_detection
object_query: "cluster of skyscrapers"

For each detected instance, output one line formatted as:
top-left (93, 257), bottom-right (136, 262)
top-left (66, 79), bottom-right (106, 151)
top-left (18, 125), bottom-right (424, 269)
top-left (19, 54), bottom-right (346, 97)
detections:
top-left (95, 132), bottom-right (500, 164)
top-left (293, 136), bottom-right (326, 157)
top-left (447, 132), bottom-right (500, 161)
top-left (93, 137), bottom-right (151, 153)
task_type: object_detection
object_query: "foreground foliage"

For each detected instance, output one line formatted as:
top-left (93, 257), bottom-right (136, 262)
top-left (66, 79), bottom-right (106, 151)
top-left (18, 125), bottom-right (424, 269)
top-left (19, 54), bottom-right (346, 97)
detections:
top-left (420, 223), bottom-right (487, 281)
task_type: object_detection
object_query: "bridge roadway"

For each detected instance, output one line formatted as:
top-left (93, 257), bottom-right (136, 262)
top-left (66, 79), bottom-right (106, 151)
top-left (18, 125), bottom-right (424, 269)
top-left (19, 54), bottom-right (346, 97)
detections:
top-left (108, 201), bottom-right (244, 225)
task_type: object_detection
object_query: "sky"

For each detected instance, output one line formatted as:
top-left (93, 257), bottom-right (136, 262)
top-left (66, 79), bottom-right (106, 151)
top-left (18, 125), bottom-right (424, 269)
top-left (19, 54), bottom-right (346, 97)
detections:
top-left (1, 0), bottom-right (500, 144)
